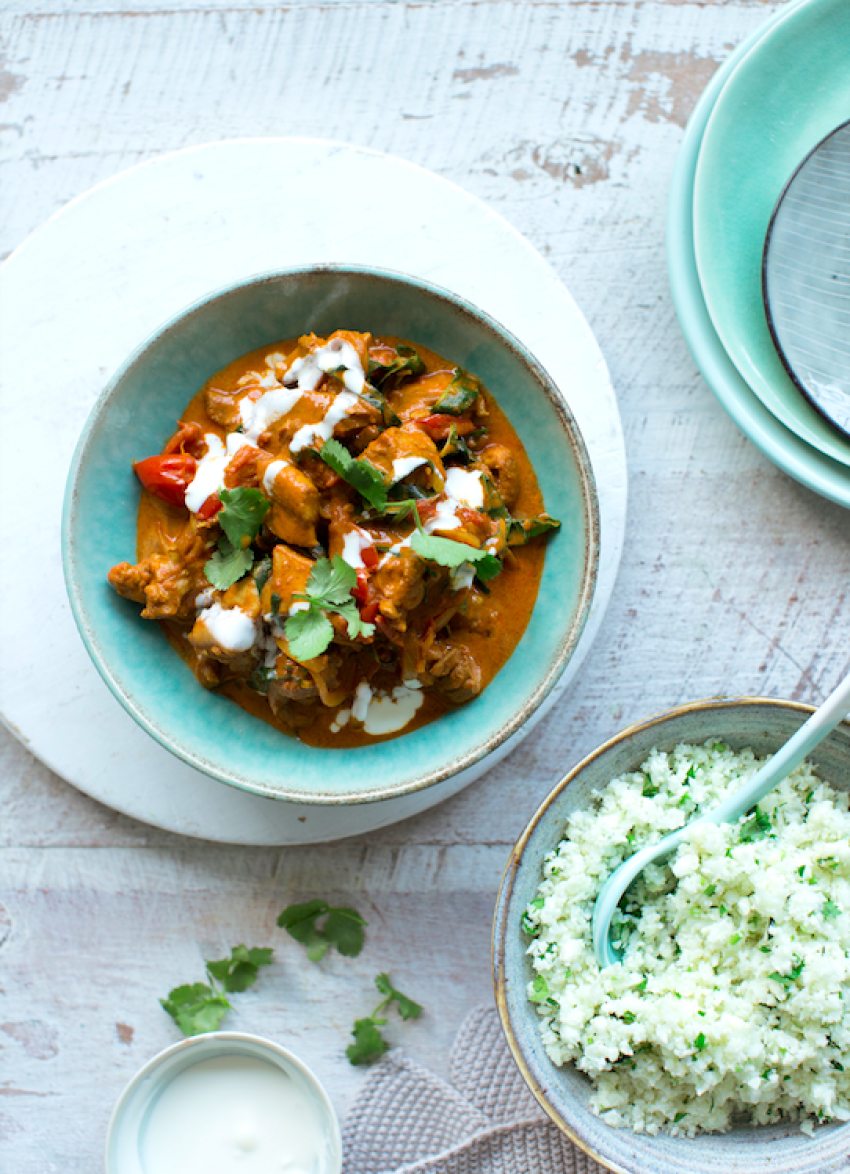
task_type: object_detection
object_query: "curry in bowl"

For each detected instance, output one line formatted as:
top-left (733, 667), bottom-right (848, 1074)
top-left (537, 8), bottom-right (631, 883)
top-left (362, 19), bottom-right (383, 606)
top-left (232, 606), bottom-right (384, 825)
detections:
top-left (107, 328), bottom-right (559, 747)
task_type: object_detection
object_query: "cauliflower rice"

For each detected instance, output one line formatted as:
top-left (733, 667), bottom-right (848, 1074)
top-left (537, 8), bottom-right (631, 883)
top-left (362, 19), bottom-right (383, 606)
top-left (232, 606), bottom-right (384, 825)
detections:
top-left (523, 740), bottom-right (850, 1136)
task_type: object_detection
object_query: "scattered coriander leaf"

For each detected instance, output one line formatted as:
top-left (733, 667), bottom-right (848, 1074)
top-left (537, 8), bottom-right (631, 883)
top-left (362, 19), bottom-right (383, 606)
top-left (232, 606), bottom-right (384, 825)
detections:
top-left (642, 777), bottom-right (659, 798)
top-left (622, 1011), bottom-right (637, 1024)
top-left (346, 1016), bottom-right (390, 1065)
top-left (824, 899), bottom-right (841, 920)
top-left (277, 898), bottom-right (367, 960)
top-left (345, 974), bottom-right (423, 1066)
top-left (206, 945), bottom-right (274, 993)
top-left (204, 538), bottom-right (254, 590)
top-left (374, 972), bottom-right (423, 1021)
top-left (319, 438), bottom-right (388, 511)
top-left (694, 1032), bottom-right (707, 1050)
top-left (323, 907), bottom-right (369, 957)
top-left (161, 982), bottom-right (232, 1036)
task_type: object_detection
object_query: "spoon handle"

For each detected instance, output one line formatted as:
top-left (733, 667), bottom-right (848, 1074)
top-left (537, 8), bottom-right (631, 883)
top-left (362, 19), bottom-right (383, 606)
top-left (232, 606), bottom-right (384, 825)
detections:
top-left (708, 675), bottom-right (850, 826)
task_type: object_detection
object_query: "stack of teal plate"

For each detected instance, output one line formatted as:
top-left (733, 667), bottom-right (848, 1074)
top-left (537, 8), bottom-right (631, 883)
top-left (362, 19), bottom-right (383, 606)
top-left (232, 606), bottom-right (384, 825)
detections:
top-left (668, 0), bottom-right (850, 506)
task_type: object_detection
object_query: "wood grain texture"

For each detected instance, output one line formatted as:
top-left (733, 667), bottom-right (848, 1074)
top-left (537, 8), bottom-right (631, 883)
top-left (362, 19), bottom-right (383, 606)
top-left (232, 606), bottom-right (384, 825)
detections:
top-left (7, 0), bottom-right (850, 1169)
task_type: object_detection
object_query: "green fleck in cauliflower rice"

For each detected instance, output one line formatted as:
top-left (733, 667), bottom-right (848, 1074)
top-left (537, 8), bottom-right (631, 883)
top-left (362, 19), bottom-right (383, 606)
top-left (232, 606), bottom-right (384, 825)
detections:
top-left (523, 740), bottom-right (850, 1137)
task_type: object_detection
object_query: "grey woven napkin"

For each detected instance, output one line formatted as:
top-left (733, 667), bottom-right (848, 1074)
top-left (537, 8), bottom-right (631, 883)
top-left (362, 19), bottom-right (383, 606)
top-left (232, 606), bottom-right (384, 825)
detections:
top-left (342, 1005), bottom-right (607, 1174)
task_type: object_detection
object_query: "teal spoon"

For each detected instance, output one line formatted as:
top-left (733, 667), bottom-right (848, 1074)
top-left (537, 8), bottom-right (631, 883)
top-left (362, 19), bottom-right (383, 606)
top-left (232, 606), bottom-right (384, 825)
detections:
top-left (592, 675), bottom-right (850, 967)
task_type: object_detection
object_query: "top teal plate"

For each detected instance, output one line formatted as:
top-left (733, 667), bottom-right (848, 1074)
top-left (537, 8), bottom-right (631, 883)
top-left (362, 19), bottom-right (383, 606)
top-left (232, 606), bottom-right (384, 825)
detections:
top-left (668, 0), bottom-right (850, 510)
top-left (692, 0), bottom-right (850, 466)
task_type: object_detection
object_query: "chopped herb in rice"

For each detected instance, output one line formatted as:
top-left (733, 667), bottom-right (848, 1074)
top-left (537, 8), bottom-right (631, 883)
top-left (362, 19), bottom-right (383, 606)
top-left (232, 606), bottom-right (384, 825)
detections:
top-left (523, 741), bottom-right (850, 1136)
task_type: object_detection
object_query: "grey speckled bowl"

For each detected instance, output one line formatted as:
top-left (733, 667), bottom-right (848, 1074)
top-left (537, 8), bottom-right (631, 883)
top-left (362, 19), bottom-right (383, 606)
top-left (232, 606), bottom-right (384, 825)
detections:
top-left (493, 697), bottom-right (850, 1174)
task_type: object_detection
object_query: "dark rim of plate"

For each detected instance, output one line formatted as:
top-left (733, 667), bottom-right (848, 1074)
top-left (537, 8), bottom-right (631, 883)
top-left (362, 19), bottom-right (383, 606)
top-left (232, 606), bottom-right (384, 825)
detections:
top-left (761, 116), bottom-right (850, 440)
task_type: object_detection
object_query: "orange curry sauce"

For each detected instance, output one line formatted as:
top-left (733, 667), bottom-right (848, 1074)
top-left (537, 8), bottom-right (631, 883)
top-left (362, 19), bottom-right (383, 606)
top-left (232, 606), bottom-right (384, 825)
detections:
top-left (109, 331), bottom-right (554, 747)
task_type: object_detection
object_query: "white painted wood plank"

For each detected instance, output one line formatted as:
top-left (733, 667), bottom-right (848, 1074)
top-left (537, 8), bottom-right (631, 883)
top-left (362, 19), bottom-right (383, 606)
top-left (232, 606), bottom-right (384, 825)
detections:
top-left (7, 1), bottom-right (850, 1169)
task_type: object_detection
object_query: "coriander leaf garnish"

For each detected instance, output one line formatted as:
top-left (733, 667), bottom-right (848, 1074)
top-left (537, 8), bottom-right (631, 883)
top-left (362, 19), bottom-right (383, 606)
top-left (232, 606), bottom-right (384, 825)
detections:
top-left (319, 437), bottom-right (388, 511)
top-left (433, 367), bottom-right (482, 415)
top-left (824, 898), bottom-right (841, 920)
top-left (205, 945), bottom-right (274, 993)
top-left (161, 943), bottom-right (274, 1036)
top-left (410, 530), bottom-right (501, 581)
top-left (346, 973), bottom-right (423, 1066)
top-left (283, 556), bottom-right (375, 661)
top-left (407, 503), bottom-right (502, 581)
top-left (205, 539), bottom-right (253, 590)
top-left (217, 486), bottom-right (271, 548)
top-left (285, 609), bottom-right (336, 662)
top-left (161, 983), bottom-right (231, 1036)
top-left (277, 898), bottom-right (367, 961)
top-left (203, 486), bottom-right (271, 590)
top-left (304, 553), bottom-right (357, 605)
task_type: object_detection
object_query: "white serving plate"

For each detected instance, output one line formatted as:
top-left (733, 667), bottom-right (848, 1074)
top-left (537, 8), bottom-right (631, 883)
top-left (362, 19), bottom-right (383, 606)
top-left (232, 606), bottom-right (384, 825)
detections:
top-left (0, 138), bottom-right (626, 844)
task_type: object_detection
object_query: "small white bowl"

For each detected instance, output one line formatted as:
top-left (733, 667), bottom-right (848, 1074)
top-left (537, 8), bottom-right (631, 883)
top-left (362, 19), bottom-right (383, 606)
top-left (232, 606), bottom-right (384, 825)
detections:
top-left (106, 1031), bottom-right (342, 1174)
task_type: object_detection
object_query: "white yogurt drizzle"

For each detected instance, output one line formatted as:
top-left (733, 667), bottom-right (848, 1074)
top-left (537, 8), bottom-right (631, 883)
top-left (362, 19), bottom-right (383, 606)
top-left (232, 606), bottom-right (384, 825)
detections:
top-left (384, 467), bottom-right (485, 555)
top-left (284, 337), bottom-right (366, 395)
top-left (391, 456), bottom-right (428, 483)
top-left (362, 685), bottom-right (424, 735)
top-left (288, 339), bottom-right (367, 454)
top-left (340, 529), bottom-right (374, 571)
top-left (239, 385), bottom-right (304, 444)
top-left (262, 458), bottom-right (289, 496)
top-left (329, 681), bottom-right (424, 736)
top-left (290, 390), bottom-right (361, 455)
top-left (196, 602), bottom-right (257, 653)
top-left (184, 432), bottom-right (249, 513)
top-left (351, 681), bottom-right (373, 723)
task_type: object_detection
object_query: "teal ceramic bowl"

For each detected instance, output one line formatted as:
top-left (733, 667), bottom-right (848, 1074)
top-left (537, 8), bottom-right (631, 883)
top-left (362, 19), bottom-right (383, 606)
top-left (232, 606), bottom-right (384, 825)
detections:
top-left (494, 697), bottom-right (850, 1174)
top-left (63, 266), bottom-right (599, 804)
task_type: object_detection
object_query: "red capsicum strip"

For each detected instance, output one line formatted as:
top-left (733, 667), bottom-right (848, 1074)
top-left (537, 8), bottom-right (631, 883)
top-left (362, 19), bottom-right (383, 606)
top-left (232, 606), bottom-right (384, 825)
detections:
top-left (416, 414), bottom-right (477, 440)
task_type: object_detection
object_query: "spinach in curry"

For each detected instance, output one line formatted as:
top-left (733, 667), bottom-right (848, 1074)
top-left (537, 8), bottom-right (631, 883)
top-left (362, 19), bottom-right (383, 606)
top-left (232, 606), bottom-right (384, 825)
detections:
top-left (108, 330), bottom-right (560, 746)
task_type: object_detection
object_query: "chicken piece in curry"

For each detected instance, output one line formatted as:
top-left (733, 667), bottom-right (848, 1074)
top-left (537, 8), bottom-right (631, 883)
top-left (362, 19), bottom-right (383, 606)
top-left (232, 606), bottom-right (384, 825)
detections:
top-left (108, 330), bottom-right (560, 746)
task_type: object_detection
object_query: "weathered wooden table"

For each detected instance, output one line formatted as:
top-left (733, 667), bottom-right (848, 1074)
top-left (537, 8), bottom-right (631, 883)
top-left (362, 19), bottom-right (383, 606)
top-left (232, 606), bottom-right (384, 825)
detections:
top-left (6, 1), bottom-right (849, 1169)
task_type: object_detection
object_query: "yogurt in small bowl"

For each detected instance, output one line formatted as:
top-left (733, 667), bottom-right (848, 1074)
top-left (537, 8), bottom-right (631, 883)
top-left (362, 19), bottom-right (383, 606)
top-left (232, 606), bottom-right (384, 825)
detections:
top-left (106, 1032), bottom-right (341, 1174)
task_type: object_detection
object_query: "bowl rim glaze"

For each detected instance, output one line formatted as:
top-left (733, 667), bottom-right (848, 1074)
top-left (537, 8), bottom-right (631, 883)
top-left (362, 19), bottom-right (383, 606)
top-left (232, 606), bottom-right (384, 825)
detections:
top-left (62, 263), bottom-right (600, 805)
top-left (493, 694), bottom-right (850, 1174)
